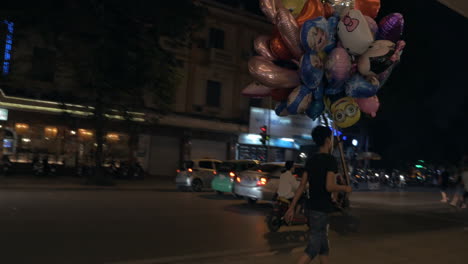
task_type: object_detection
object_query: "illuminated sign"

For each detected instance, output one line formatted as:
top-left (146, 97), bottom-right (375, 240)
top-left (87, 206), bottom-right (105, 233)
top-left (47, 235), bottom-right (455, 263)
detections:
top-left (249, 107), bottom-right (327, 139)
top-left (0, 108), bottom-right (7, 120)
top-left (238, 133), bottom-right (300, 149)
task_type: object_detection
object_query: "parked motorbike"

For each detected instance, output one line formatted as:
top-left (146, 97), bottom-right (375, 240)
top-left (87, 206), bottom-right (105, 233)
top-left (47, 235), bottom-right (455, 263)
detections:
top-left (266, 196), bottom-right (308, 232)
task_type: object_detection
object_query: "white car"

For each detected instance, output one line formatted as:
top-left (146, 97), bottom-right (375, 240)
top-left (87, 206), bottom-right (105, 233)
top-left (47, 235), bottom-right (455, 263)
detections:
top-left (233, 162), bottom-right (304, 204)
top-left (175, 159), bottom-right (222, 192)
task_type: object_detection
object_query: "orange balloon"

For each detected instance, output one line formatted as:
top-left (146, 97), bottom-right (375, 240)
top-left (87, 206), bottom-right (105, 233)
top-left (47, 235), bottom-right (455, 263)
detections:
top-left (271, 88), bottom-right (294, 101)
top-left (270, 31), bottom-right (293, 61)
top-left (354, 0), bottom-right (381, 19)
top-left (323, 3), bottom-right (334, 18)
top-left (296, 0), bottom-right (325, 26)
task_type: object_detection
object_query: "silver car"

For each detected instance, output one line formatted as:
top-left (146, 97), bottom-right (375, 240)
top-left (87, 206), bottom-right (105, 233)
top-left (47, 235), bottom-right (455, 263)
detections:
top-left (175, 159), bottom-right (222, 192)
top-left (233, 162), bottom-right (304, 204)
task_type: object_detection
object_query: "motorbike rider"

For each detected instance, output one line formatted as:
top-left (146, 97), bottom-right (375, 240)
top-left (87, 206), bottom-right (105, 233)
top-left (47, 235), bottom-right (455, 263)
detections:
top-left (277, 161), bottom-right (303, 215)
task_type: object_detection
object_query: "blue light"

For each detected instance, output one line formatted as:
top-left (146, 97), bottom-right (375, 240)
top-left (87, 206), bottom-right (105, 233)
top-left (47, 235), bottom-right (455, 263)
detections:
top-left (2, 20), bottom-right (14, 75)
top-left (342, 136), bottom-right (347, 140)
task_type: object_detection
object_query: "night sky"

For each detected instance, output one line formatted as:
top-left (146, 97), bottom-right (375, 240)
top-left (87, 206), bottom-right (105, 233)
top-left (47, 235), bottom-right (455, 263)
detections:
top-left (370, 0), bottom-right (468, 166)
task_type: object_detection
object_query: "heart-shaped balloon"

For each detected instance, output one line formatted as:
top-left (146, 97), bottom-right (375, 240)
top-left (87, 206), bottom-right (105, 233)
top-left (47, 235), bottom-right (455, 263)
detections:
top-left (248, 56), bottom-right (300, 89)
top-left (254, 35), bottom-right (277, 61)
top-left (270, 31), bottom-right (294, 60)
top-left (276, 7), bottom-right (303, 59)
top-left (241, 82), bottom-right (271, 98)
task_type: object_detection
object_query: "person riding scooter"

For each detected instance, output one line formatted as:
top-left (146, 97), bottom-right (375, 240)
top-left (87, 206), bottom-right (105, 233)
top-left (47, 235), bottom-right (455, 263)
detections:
top-left (277, 161), bottom-right (303, 215)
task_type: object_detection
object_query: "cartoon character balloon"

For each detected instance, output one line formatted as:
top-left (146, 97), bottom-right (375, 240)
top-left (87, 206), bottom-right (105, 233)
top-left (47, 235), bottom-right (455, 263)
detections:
top-left (358, 40), bottom-right (396, 77)
top-left (287, 85), bottom-right (313, 114)
top-left (337, 9), bottom-right (374, 55)
top-left (330, 97), bottom-right (361, 128)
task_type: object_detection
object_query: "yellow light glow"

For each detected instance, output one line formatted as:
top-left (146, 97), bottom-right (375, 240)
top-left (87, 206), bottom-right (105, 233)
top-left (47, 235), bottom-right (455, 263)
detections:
top-left (44, 126), bottom-right (58, 138)
top-left (106, 133), bottom-right (120, 141)
top-left (78, 129), bottom-right (93, 140)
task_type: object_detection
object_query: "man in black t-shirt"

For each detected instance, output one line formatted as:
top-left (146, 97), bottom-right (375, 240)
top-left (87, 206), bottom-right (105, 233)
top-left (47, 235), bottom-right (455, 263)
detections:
top-left (285, 126), bottom-right (352, 264)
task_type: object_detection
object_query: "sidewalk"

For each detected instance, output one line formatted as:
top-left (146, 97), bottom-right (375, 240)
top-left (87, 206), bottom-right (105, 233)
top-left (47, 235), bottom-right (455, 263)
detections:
top-left (0, 175), bottom-right (175, 191)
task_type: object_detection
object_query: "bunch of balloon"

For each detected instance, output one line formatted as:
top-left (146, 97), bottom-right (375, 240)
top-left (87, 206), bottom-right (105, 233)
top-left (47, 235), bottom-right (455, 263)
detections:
top-left (242, 0), bottom-right (405, 129)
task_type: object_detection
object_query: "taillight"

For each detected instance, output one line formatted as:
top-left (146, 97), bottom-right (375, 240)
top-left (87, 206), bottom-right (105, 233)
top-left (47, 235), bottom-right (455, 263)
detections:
top-left (257, 177), bottom-right (267, 186)
top-left (213, 171), bottom-right (217, 175)
top-left (176, 169), bottom-right (181, 173)
top-left (188, 168), bottom-right (193, 173)
top-left (236, 177), bottom-right (241, 183)
top-left (229, 172), bottom-right (236, 178)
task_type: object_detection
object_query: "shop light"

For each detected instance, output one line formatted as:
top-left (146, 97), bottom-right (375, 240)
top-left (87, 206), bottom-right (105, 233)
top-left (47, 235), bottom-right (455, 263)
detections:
top-left (246, 134), bottom-right (261, 140)
top-left (22, 138), bottom-right (31, 143)
top-left (352, 139), bottom-right (359, 147)
top-left (15, 123), bottom-right (29, 129)
top-left (70, 130), bottom-right (77, 135)
top-left (106, 133), bottom-right (120, 141)
top-left (44, 126), bottom-right (58, 138)
top-left (281, 138), bottom-right (295, 142)
top-left (300, 152), bottom-right (307, 159)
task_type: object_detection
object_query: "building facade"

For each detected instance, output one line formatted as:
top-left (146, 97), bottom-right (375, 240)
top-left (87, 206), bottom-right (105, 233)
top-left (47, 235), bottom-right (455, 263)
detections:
top-left (0, 0), bottom-right (279, 178)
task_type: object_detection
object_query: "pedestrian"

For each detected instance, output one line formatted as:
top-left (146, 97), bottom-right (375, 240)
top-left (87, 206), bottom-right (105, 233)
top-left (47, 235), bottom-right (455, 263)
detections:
top-left (461, 155), bottom-right (468, 209)
top-left (450, 172), bottom-right (466, 208)
top-left (439, 165), bottom-right (450, 203)
top-left (285, 126), bottom-right (352, 264)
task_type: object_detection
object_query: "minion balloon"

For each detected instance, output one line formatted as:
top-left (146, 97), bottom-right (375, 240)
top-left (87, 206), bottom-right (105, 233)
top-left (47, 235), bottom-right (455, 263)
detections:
top-left (330, 97), bottom-right (361, 128)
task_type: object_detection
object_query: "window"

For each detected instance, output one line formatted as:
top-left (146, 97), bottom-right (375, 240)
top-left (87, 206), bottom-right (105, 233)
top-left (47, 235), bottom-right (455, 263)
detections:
top-left (206, 80), bottom-right (221, 107)
top-left (209, 28), bottom-right (225, 49)
top-left (199, 161), bottom-right (213, 169)
top-left (31, 47), bottom-right (56, 82)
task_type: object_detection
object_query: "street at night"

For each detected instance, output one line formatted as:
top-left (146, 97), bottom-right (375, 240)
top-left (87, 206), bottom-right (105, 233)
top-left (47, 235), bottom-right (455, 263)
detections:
top-left (0, 0), bottom-right (467, 263)
top-left (0, 185), bottom-right (466, 263)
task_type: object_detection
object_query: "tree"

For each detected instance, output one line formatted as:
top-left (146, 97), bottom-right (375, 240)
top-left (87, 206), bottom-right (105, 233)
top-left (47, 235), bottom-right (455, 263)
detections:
top-left (2, 0), bottom-right (205, 184)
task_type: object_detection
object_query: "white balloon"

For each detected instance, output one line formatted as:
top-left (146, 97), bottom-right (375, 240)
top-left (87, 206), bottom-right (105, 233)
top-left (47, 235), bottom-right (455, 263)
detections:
top-left (337, 9), bottom-right (374, 55)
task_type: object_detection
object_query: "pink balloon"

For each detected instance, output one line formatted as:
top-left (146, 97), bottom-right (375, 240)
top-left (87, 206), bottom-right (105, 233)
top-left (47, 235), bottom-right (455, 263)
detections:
top-left (241, 82), bottom-right (271, 98)
top-left (326, 47), bottom-right (351, 81)
top-left (254, 35), bottom-right (277, 61)
top-left (356, 96), bottom-right (380, 117)
top-left (248, 56), bottom-right (300, 89)
top-left (276, 7), bottom-right (303, 59)
top-left (365, 16), bottom-right (378, 37)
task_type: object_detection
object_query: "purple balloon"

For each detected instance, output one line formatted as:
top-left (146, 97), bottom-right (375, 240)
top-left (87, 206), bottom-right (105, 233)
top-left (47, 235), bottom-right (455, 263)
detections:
top-left (248, 56), bottom-right (301, 89)
top-left (377, 13), bottom-right (404, 42)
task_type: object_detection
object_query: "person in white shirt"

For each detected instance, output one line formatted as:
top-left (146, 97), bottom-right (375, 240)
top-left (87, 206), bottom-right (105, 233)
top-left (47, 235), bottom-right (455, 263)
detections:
top-left (278, 161), bottom-right (300, 200)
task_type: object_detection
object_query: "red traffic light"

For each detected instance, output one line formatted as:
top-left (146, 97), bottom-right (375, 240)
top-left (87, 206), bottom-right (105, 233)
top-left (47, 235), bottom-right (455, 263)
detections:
top-left (260, 126), bottom-right (267, 132)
